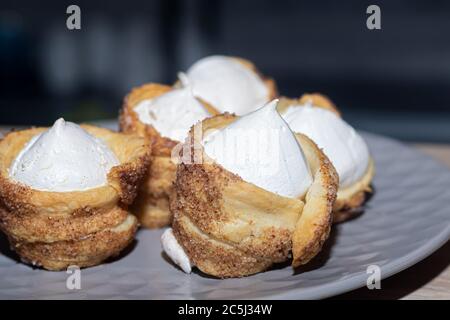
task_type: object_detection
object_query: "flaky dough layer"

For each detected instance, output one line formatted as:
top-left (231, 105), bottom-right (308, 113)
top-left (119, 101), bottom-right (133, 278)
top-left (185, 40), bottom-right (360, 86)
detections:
top-left (11, 215), bottom-right (138, 271)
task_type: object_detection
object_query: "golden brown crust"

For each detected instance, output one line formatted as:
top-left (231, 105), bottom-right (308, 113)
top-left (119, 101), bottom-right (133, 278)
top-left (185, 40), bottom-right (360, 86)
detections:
top-left (131, 191), bottom-right (172, 229)
top-left (83, 124), bottom-right (152, 206)
top-left (278, 93), bottom-right (340, 117)
top-left (0, 124), bottom-right (148, 270)
top-left (172, 215), bottom-right (273, 278)
top-left (119, 84), bottom-right (177, 228)
top-left (119, 83), bottom-right (219, 228)
top-left (333, 159), bottom-right (375, 223)
top-left (291, 134), bottom-right (338, 266)
top-left (0, 205), bottom-right (127, 243)
top-left (131, 155), bottom-right (176, 228)
top-left (12, 215), bottom-right (138, 271)
top-left (171, 114), bottom-right (338, 278)
top-left (278, 94), bottom-right (375, 222)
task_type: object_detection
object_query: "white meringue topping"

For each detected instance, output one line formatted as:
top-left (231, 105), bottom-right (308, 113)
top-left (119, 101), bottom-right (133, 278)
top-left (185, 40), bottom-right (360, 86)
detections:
top-left (134, 83), bottom-right (210, 142)
top-left (282, 104), bottom-right (370, 188)
top-left (161, 228), bottom-right (192, 274)
top-left (203, 100), bottom-right (312, 198)
top-left (9, 118), bottom-right (119, 192)
top-left (185, 55), bottom-right (269, 115)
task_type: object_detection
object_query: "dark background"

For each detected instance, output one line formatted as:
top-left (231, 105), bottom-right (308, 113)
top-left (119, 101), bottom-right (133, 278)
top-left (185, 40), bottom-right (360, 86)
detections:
top-left (1, 0), bottom-right (449, 141)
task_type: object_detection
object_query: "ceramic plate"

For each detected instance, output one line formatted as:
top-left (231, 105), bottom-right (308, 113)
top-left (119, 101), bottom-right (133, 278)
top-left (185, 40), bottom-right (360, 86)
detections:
top-left (0, 122), bottom-right (449, 299)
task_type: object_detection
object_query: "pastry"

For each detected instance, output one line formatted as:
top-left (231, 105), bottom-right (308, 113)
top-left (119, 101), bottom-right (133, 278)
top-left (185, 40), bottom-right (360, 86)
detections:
top-left (278, 94), bottom-right (375, 222)
top-left (120, 82), bottom-right (218, 228)
top-left (0, 118), bottom-right (150, 270)
top-left (181, 55), bottom-right (278, 115)
top-left (163, 100), bottom-right (338, 278)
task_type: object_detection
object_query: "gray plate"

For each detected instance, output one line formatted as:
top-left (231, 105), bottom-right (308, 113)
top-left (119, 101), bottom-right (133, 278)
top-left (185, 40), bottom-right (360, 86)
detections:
top-left (0, 124), bottom-right (449, 299)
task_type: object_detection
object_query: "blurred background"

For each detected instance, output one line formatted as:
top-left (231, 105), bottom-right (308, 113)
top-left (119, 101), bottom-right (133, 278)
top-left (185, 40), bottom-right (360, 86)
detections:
top-left (1, 0), bottom-right (449, 141)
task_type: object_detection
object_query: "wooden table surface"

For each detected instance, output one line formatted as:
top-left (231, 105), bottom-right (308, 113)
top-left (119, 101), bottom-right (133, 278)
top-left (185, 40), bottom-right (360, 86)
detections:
top-left (0, 127), bottom-right (448, 299)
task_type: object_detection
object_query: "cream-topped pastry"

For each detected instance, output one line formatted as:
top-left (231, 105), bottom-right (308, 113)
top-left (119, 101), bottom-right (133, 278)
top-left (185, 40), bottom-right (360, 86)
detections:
top-left (185, 55), bottom-right (271, 115)
top-left (203, 100), bottom-right (312, 198)
top-left (281, 102), bottom-right (369, 188)
top-left (9, 118), bottom-right (119, 192)
top-left (134, 83), bottom-right (210, 142)
top-left (0, 120), bottom-right (150, 270)
top-left (168, 107), bottom-right (339, 277)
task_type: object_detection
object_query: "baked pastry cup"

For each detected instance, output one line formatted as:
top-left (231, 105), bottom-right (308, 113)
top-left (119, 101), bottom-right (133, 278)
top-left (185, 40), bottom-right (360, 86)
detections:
top-left (8, 214), bottom-right (137, 271)
top-left (278, 94), bottom-right (375, 223)
top-left (0, 125), bottom-right (150, 270)
top-left (120, 83), bottom-right (218, 229)
top-left (170, 114), bottom-right (338, 278)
